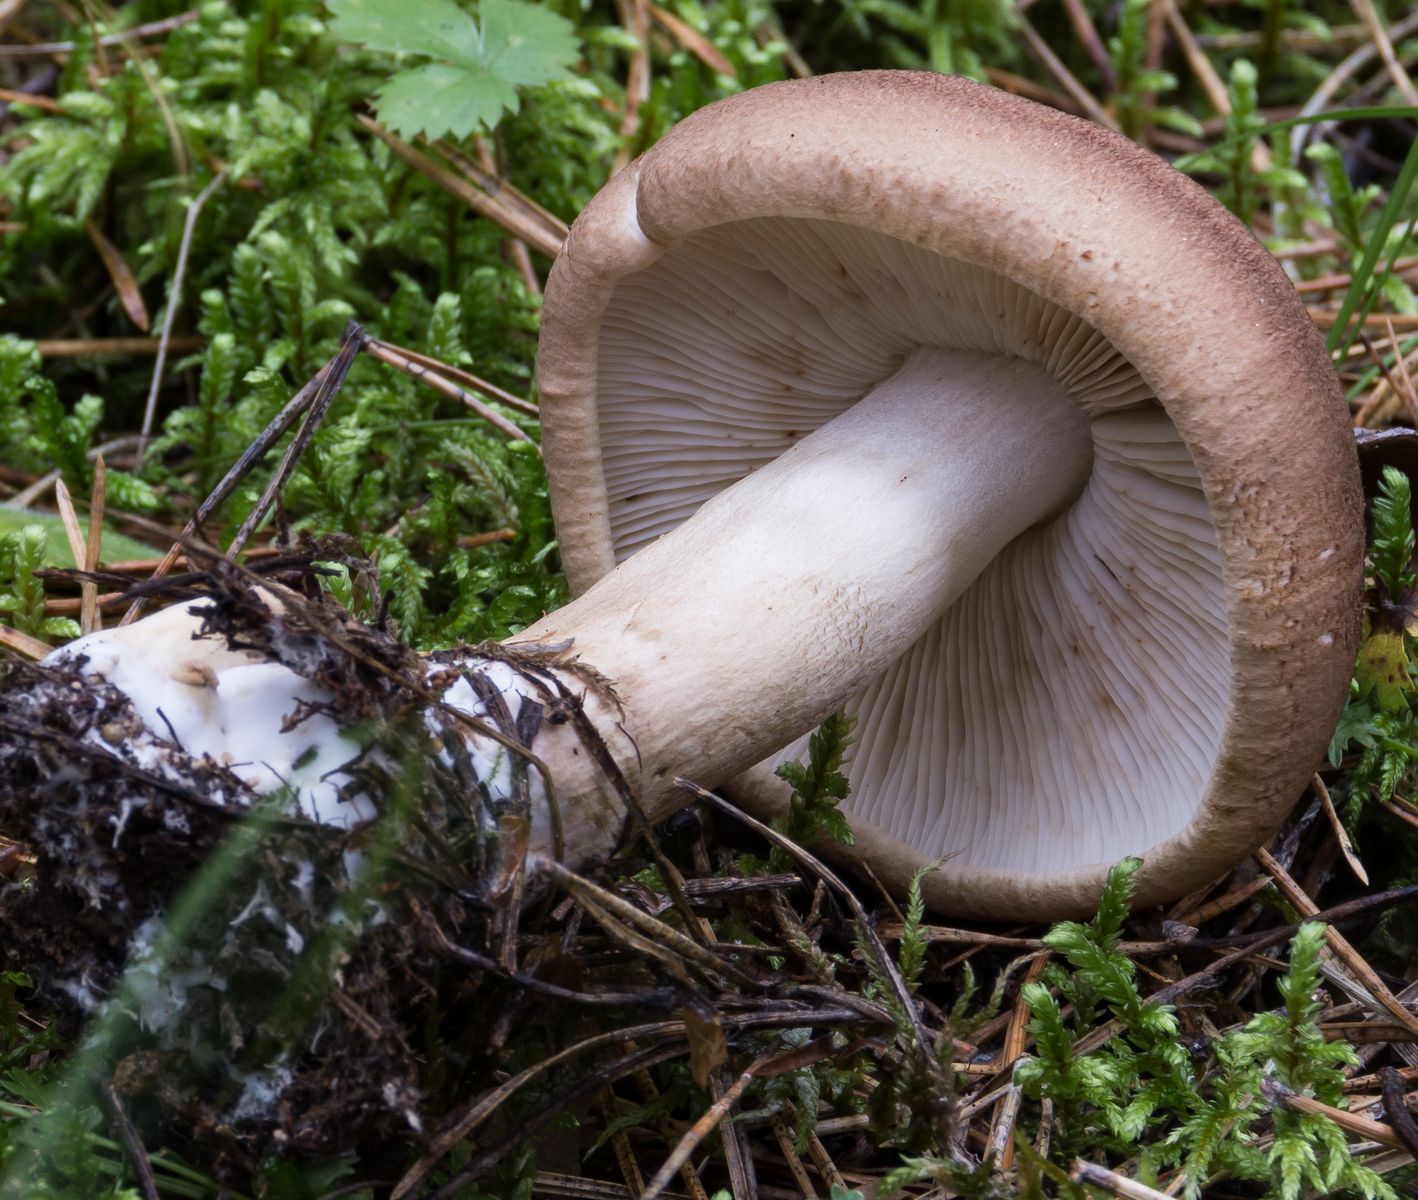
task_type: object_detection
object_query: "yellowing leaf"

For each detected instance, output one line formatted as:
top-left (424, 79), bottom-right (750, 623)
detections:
top-left (683, 1003), bottom-right (727, 1089)
top-left (1356, 629), bottom-right (1413, 712)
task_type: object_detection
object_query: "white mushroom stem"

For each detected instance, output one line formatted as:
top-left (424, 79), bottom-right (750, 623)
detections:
top-left (49, 347), bottom-right (1093, 876)
top-left (519, 347), bottom-right (1094, 845)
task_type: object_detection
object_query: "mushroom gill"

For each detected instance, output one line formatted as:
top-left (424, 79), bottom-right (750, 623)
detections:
top-left (593, 216), bottom-right (1230, 873)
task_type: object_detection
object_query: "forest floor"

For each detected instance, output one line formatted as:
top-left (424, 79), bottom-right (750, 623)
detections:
top-left (0, 1), bottom-right (1417, 1198)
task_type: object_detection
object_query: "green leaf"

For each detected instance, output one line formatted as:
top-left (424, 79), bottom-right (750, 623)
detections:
top-left (328, 0), bottom-right (579, 139)
top-left (1328, 702), bottom-right (1377, 766)
top-left (0, 509), bottom-right (155, 567)
top-left (327, 0), bottom-right (480, 63)
top-left (481, 0), bottom-right (579, 86)
top-left (372, 63), bottom-right (518, 140)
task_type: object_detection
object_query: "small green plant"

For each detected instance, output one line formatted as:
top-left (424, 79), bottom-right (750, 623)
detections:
top-left (1355, 465), bottom-right (1418, 712)
top-left (1003, 864), bottom-right (1398, 1199)
top-left (327, 0), bottom-right (581, 140)
top-left (896, 865), bottom-right (933, 994)
top-left (0, 338), bottom-right (154, 513)
top-left (1018, 859), bottom-right (1192, 1154)
top-left (1233, 924), bottom-right (1391, 1200)
top-left (0, 525), bottom-right (79, 642)
top-left (1107, 0), bottom-right (1200, 141)
top-left (772, 711), bottom-right (857, 864)
top-left (1174, 60), bottom-right (1307, 228)
top-left (879, 1152), bottom-right (1009, 1199)
top-left (1330, 467), bottom-right (1418, 811)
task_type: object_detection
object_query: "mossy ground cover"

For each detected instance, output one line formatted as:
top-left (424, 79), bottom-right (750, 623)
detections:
top-left (0, 1), bottom-right (1416, 1197)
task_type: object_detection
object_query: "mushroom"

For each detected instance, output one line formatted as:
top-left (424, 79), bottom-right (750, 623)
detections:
top-left (530, 70), bottom-right (1364, 918)
top-left (38, 71), bottom-right (1361, 921)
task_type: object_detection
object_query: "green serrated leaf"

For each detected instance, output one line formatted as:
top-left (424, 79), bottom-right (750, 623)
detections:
top-left (327, 0), bottom-right (479, 64)
top-left (481, 0), bottom-right (579, 85)
top-left (373, 62), bottom-right (519, 139)
top-left (329, 0), bottom-right (578, 139)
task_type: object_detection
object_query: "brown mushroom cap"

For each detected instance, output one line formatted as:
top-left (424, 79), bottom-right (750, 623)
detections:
top-left (535, 71), bottom-right (1364, 919)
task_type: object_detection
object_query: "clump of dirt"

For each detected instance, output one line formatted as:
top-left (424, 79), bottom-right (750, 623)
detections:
top-left (0, 559), bottom-right (560, 1168)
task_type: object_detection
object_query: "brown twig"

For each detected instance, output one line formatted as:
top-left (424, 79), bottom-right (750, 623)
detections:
top-left (471, 135), bottom-right (543, 296)
top-left (361, 116), bottom-right (566, 258)
top-left (119, 364), bottom-right (328, 624)
top-left (613, 0), bottom-right (651, 175)
top-left (1164, 0), bottom-right (1270, 172)
top-left (1384, 799), bottom-right (1418, 832)
top-left (1380, 1067), bottom-right (1418, 1156)
top-left (98, 1081), bottom-right (161, 1200)
top-left (0, 85), bottom-right (58, 112)
top-left (0, 622), bottom-right (51, 660)
top-left (97, 546), bottom-right (278, 574)
top-left (457, 527), bottom-right (519, 549)
top-left (1071, 1160), bottom-right (1173, 1200)
top-left (1313, 772), bottom-right (1369, 884)
top-left (1059, 0), bottom-right (1116, 92)
top-left (36, 335), bottom-right (203, 358)
top-left (369, 335), bottom-right (537, 411)
top-left (394, 1004), bottom-right (883, 1200)
top-left (1256, 847), bottom-right (1418, 1038)
top-left (649, 3), bottom-right (736, 76)
top-left (803, 1131), bottom-right (847, 1195)
top-left (539, 858), bottom-right (755, 987)
top-left (46, 592), bottom-right (142, 616)
top-left (1267, 1078), bottom-right (1411, 1152)
top-left (0, 9), bottom-right (198, 57)
top-left (437, 134), bottom-right (570, 257)
top-left (0, 0), bottom-right (27, 39)
top-left (85, 220), bottom-right (150, 331)
top-left (1290, 10), bottom-right (1418, 162)
top-left (1295, 256), bottom-right (1418, 295)
top-left (997, 953), bottom-right (1049, 1071)
top-left (1066, 883), bottom-right (1418, 1058)
top-left (1312, 309), bottom-right (1418, 332)
top-left (770, 1113), bottom-right (818, 1199)
top-left (1384, 316), bottom-right (1418, 427)
top-left (1173, 874), bottom-right (1274, 927)
top-left (1014, 12), bottom-right (1119, 130)
top-left (1348, 0), bottom-right (1418, 105)
top-left (362, 337), bottom-right (534, 446)
top-left (676, 779), bottom-right (953, 1114)
top-left (1348, 1064), bottom-right (1418, 1091)
top-left (82, 456), bottom-right (106, 634)
top-left (52, 477), bottom-right (88, 587)
top-left (756, 21), bottom-right (811, 79)
top-left (227, 321), bottom-right (365, 556)
top-left (640, 1048), bottom-right (779, 1200)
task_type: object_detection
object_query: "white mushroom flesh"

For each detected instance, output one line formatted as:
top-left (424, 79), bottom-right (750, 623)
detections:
top-left (48, 607), bottom-right (559, 841)
top-left (592, 216), bottom-right (1230, 873)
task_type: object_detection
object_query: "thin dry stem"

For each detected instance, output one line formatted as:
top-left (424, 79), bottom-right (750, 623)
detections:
top-left (1347, 0), bottom-right (1418, 105)
top-left (136, 169), bottom-right (225, 467)
top-left (1256, 847), bottom-right (1418, 1038)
